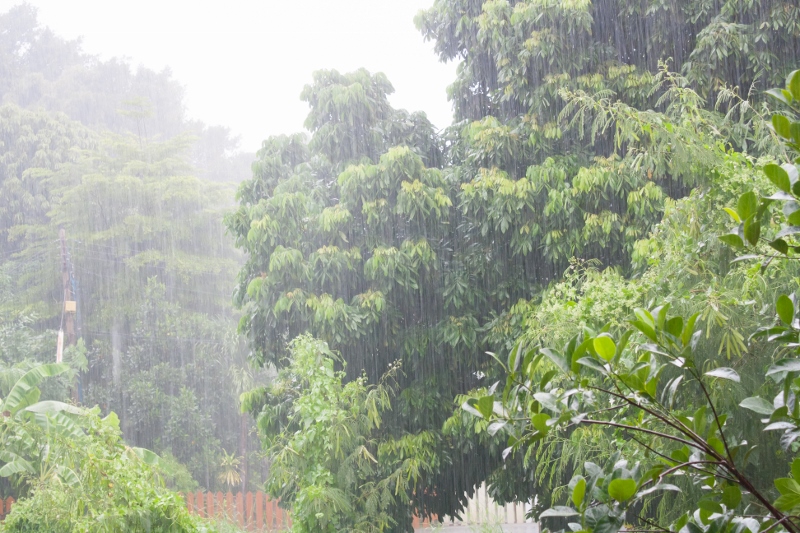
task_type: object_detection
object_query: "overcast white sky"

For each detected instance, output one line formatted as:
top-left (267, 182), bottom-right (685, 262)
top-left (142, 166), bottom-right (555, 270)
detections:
top-left (0, 0), bottom-right (457, 152)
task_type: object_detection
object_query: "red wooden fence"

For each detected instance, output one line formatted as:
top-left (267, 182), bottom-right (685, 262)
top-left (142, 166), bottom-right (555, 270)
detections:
top-left (0, 492), bottom-right (437, 530)
top-left (0, 497), bottom-right (14, 520)
top-left (182, 491), bottom-right (291, 531)
top-left (183, 491), bottom-right (435, 531)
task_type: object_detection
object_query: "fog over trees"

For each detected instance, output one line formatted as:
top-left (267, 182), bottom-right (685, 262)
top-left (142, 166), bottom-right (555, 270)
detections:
top-left (1, 1), bottom-right (800, 532)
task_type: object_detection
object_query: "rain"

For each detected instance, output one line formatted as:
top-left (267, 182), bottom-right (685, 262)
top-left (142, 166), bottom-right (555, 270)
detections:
top-left (0, 1), bottom-right (799, 532)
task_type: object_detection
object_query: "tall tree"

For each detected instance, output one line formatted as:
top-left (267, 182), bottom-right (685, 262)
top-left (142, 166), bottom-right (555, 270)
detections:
top-left (231, 1), bottom-right (800, 525)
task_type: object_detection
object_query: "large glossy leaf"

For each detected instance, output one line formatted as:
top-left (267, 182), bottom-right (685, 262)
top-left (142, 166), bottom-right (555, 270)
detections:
top-left (765, 164), bottom-right (791, 192)
top-left (3, 363), bottom-right (69, 415)
top-left (789, 70), bottom-right (800, 101)
top-left (571, 476), bottom-right (586, 507)
top-left (704, 367), bottom-right (740, 383)
top-left (767, 359), bottom-right (800, 376)
top-left (739, 397), bottom-right (775, 415)
top-left (593, 335), bottom-right (616, 362)
top-left (737, 192), bottom-right (758, 222)
top-left (743, 217), bottom-right (760, 246)
top-left (0, 457), bottom-right (36, 477)
top-left (718, 233), bottom-right (744, 249)
top-left (476, 395), bottom-right (494, 419)
top-left (774, 114), bottom-right (793, 139)
top-left (608, 478), bottom-right (637, 502)
top-left (25, 401), bottom-right (84, 415)
top-left (777, 294), bottom-right (795, 325)
top-left (540, 506), bottom-right (579, 518)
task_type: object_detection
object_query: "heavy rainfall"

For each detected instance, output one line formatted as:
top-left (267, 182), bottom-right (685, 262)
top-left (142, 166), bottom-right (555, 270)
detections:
top-left (0, 1), bottom-right (799, 532)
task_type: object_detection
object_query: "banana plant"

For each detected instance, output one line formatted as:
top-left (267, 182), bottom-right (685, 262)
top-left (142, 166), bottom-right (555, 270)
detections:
top-left (0, 362), bottom-right (86, 486)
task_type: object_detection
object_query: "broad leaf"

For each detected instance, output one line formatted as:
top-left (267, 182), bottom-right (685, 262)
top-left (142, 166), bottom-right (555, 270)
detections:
top-left (789, 70), bottom-right (800, 101)
top-left (540, 506), bottom-right (579, 518)
top-left (774, 114), bottom-right (793, 139)
top-left (593, 335), bottom-right (616, 362)
top-left (765, 164), bottom-right (791, 192)
top-left (571, 477), bottom-right (586, 507)
top-left (737, 191), bottom-right (758, 222)
top-left (739, 397), bottom-right (775, 415)
top-left (476, 395), bottom-right (494, 419)
top-left (719, 233), bottom-right (744, 249)
top-left (704, 367), bottom-right (740, 382)
top-left (608, 478), bottom-right (637, 502)
top-left (767, 359), bottom-right (800, 376)
top-left (25, 401), bottom-right (84, 415)
top-left (3, 363), bottom-right (69, 415)
top-left (777, 294), bottom-right (795, 325)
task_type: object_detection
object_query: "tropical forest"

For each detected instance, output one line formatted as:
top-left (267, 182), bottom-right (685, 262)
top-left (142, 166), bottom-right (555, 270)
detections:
top-left (1, 0), bottom-right (800, 532)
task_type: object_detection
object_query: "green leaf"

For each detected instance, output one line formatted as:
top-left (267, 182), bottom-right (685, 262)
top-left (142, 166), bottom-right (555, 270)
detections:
top-left (572, 477), bottom-right (586, 507)
top-left (777, 294), bottom-right (795, 325)
top-left (0, 458), bottom-right (35, 477)
top-left (682, 313), bottom-right (700, 346)
top-left (776, 477), bottom-right (800, 496)
top-left (767, 88), bottom-right (792, 105)
top-left (774, 114), bottom-right (793, 139)
top-left (665, 316), bottom-right (683, 338)
top-left (131, 447), bottom-right (160, 466)
top-left (532, 413), bottom-right (551, 433)
top-left (721, 485), bottom-right (742, 509)
top-left (593, 335), bottom-right (616, 362)
top-left (541, 348), bottom-right (569, 373)
top-left (789, 70), bottom-right (800, 101)
top-left (792, 123), bottom-right (800, 145)
top-left (698, 499), bottom-right (723, 514)
top-left (743, 217), bottom-right (760, 246)
top-left (739, 397), bottom-right (774, 415)
top-left (508, 343), bottom-right (521, 372)
top-left (775, 492), bottom-right (800, 512)
top-left (462, 399), bottom-right (482, 418)
top-left (636, 483), bottom-right (681, 498)
top-left (792, 458), bottom-right (800, 483)
top-left (723, 207), bottom-right (741, 223)
top-left (540, 506), bottom-right (579, 518)
top-left (593, 516), bottom-right (623, 533)
top-left (3, 363), bottom-right (70, 415)
top-left (737, 191), bottom-right (758, 222)
top-left (608, 478), bottom-right (637, 502)
top-left (719, 233), bottom-right (744, 249)
top-left (767, 359), bottom-right (800, 376)
top-left (770, 238), bottom-right (790, 255)
top-left (704, 367), bottom-right (740, 382)
top-left (577, 357), bottom-right (608, 374)
top-left (25, 401), bottom-right (84, 415)
top-left (765, 164), bottom-right (792, 193)
top-left (476, 395), bottom-right (494, 419)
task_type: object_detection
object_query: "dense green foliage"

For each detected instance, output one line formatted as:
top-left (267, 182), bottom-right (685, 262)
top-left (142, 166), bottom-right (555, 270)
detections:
top-left (227, 0), bottom-right (800, 526)
top-left (6, 1), bottom-right (800, 531)
top-left (0, 363), bottom-right (209, 532)
top-left (0, 7), bottom-right (260, 494)
top-left (246, 335), bottom-right (436, 532)
top-left (461, 71), bottom-right (800, 533)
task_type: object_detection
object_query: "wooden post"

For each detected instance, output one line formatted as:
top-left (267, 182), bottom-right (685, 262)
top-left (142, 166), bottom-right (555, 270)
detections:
top-left (59, 229), bottom-right (77, 402)
top-left (59, 229), bottom-right (76, 347)
top-left (245, 492), bottom-right (254, 529)
top-left (196, 491), bottom-right (206, 518)
top-left (265, 498), bottom-right (273, 530)
top-left (206, 492), bottom-right (214, 517)
top-left (236, 492), bottom-right (244, 527)
top-left (255, 492), bottom-right (264, 529)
